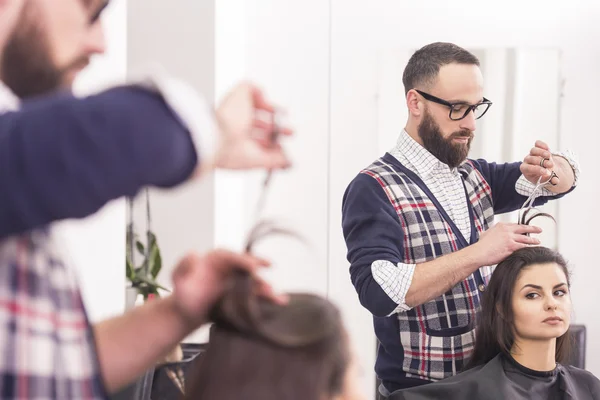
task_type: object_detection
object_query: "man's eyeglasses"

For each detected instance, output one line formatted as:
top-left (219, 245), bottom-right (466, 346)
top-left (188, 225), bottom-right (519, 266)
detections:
top-left (415, 90), bottom-right (492, 121)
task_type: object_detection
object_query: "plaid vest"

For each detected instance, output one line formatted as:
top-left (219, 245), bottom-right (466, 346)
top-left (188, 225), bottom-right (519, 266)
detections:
top-left (0, 230), bottom-right (107, 399)
top-left (364, 156), bottom-right (495, 382)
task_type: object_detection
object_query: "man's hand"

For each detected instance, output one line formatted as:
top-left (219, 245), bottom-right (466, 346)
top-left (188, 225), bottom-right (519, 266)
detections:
top-left (520, 140), bottom-right (558, 185)
top-left (211, 82), bottom-right (293, 171)
top-left (96, 249), bottom-right (287, 393)
top-left (470, 222), bottom-right (542, 266)
top-left (405, 222), bottom-right (541, 308)
top-left (520, 140), bottom-right (576, 193)
top-left (170, 249), bottom-right (287, 328)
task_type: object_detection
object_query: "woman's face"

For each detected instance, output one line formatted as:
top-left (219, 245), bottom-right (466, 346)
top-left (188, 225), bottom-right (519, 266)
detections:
top-left (511, 262), bottom-right (571, 342)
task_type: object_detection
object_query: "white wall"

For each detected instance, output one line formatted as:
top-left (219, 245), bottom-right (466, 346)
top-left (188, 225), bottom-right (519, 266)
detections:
top-left (214, 0), bottom-right (249, 252)
top-left (238, 0), bottom-right (331, 296)
top-left (54, 0), bottom-right (128, 323)
top-left (125, 0), bottom-right (218, 342)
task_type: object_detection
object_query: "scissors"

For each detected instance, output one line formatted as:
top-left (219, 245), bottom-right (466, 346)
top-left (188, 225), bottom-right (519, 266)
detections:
top-left (517, 172), bottom-right (558, 230)
top-left (244, 111), bottom-right (289, 252)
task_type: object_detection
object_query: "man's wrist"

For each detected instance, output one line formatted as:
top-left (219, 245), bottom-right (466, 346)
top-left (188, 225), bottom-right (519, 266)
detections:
top-left (553, 150), bottom-right (579, 185)
top-left (193, 110), bottom-right (225, 176)
top-left (163, 295), bottom-right (205, 335)
top-left (460, 243), bottom-right (484, 272)
top-left (554, 155), bottom-right (575, 182)
top-left (543, 155), bottom-right (575, 194)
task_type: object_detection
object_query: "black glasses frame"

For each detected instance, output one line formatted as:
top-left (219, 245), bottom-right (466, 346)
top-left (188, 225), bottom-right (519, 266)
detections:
top-left (415, 90), bottom-right (492, 121)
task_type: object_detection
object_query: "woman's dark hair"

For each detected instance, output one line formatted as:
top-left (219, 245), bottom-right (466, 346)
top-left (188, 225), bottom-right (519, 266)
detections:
top-left (184, 223), bottom-right (349, 400)
top-left (465, 246), bottom-right (572, 369)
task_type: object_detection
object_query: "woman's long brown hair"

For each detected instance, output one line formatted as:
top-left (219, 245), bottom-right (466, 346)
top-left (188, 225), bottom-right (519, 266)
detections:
top-left (465, 246), bottom-right (572, 369)
top-left (184, 221), bottom-right (349, 400)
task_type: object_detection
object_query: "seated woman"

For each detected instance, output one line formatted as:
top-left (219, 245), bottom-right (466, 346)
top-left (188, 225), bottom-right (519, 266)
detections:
top-left (183, 223), bottom-right (365, 400)
top-left (390, 246), bottom-right (600, 400)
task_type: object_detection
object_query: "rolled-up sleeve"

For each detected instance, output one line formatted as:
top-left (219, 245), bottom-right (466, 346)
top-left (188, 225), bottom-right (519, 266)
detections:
top-left (342, 172), bottom-right (415, 317)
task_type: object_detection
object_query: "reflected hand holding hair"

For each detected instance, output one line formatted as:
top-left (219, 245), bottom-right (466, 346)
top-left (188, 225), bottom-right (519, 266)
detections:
top-left (184, 222), bottom-right (354, 400)
top-left (170, 248), bottom-right (288, 329)
top-left (181, 151), bottom-right (360, 399)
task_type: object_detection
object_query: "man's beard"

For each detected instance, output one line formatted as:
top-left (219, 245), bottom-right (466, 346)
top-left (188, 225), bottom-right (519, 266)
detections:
top-left (418, 110), bottom-right (473, 168)
top-left (0, 3), bottom-right (88, 99)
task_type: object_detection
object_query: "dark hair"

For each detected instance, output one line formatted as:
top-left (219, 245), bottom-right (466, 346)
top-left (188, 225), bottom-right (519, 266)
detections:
top-left (184, 223), bottom-right (349, 400)
top-left (519, 208), bottom-right (556, 226)
top-left (465, 246), bottom-right (572, 369)
top-left (402, 42), bottom-right (480, 95)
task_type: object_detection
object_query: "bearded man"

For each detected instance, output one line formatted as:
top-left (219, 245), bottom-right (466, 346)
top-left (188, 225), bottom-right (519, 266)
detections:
top-left (341, 42), bottom-right (580, 398)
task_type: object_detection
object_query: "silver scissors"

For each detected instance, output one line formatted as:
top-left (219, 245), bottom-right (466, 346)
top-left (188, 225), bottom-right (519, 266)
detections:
top-left (244, 111), bottom-right (292, 252)
top-left (517, 172), bottom-right (557, 230)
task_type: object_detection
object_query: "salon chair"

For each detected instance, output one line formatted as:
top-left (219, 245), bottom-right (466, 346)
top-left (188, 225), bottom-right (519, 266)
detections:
top-left (568, 324), bottom-right (586, 369)
top-left (375, 324), bottom-right (587, 399)
top-left (110, 343), bottom-right (206, 400)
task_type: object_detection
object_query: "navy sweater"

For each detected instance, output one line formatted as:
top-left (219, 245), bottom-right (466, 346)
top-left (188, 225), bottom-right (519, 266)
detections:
top-left (0, 86), bottom-right (198, 238)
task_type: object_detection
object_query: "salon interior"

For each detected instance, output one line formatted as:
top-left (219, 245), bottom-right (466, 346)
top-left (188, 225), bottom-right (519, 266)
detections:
top-left (54, 0), bottom-right (600, 399)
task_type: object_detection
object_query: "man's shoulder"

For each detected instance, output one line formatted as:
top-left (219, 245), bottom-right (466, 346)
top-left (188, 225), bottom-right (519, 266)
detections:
top-left (343, 155), bottom-right (401, 202)
top-left (358, 153), bottom-right (410, 178)
top-left (461, 158), bottom-right (488, 172)
top-left (347, 161), bottom-right (386, 192)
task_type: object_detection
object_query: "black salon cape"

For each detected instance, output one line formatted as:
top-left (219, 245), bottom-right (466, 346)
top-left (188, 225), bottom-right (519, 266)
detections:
top-left (390, 354), bottom-right (600, 400)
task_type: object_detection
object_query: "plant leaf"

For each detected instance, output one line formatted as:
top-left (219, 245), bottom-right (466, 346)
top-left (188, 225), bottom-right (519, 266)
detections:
top-left (126, 258), bottom-right (135, 281)
top-left (147, 231), bottom-right (157, 248)
top-left (136, 240), bottom-right (145, 255)
top-left (150, 242), bottom-right (162, 279)
top-left (126, 228), bottom-right (165, 287)
top-left (136, 274), bottom-right (170, 292)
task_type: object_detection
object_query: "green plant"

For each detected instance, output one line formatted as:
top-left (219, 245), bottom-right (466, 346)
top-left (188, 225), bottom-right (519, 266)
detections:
top-left (126, 227), bottom-right (169, 300)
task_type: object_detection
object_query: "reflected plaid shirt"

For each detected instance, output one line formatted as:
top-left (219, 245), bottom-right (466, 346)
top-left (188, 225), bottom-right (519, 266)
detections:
top-left (0, 230), bottom-right (107, 399)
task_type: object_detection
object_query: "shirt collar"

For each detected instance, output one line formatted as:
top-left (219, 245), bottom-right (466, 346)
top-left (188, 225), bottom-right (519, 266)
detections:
top-left (389, 130), bottom-right (457, 177)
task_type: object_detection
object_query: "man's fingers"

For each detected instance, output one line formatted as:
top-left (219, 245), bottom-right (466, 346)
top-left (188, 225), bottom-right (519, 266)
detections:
top-left (172, 260), bottom-right (192, 282)
top-left (529, 146), bottom-right (552, 159)
top-left (253, 119), bottom-right (273, 131)
top-left (520, 163), bottom-right (551, 178)
top-left (263, 148), bottom-right (292, 169)
top-left (523, 155), bottom-right (554, 169)
top-left (251, 122), bottom-right (294, 144)
top-left (277, 126), bottom-right (293, 136)
top-left (513, 234), bottom-right (541, 245)
top-left (242, 136), bottom-right (292, 169)
top-left (255, 278), bottom-right (289, 305)
top-left (209, 250), bottom-right (271, 275)
top-left (251, 86), bottom-right (275, 112)
top-left (535, 140), bottom-right (550, 151)
top-left (512, 224), bottom-right (543, 235)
